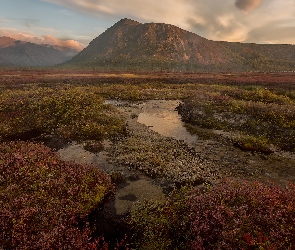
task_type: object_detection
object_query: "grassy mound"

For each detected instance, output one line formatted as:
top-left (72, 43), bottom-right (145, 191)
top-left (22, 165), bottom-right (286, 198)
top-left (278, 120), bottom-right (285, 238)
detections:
top-left (0, 141), bottom-right (114, 249)
top-left (0, 87), bottom-right (126, 141)
top-left (178, 84), bottom-right (295, 152)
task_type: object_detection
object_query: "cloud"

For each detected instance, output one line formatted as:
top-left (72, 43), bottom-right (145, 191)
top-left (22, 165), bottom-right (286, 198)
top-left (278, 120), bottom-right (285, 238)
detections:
top-left (41, 0), bottom-right (295, 44)
top-left (42, 35), bottom-right (84, 50)
top-left (42, 0), bottom-right (247, 42)
top-left (42, 0), bottom-right (192, 28)
top-left (0, 18), bottom-right (40, 27)
top-left (235, 0), bottom-right (264, 12)
top-left (0, 18), bottom-right (9, 23)
top-left (245, 20), bottom-right (295, 44)
top-left (186, 0), bottom-right (250, 42)
top-left (0, 30), bottom-right (84, 51)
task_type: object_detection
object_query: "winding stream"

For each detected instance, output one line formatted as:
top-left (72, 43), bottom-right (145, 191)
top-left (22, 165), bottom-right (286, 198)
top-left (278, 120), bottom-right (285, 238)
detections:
top-left (58, 99), bottom-right (295, 218)
top-left (58, 100), bottom-right (192, 216)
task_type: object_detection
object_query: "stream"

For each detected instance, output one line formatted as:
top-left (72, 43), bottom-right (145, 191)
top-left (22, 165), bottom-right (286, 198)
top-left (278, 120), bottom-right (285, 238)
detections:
top-left (58, 99), bottom-right (295, 218)
top-left (58, 100), bottom-right (195, 216)
top-left (105, 99), bottom-right (199, 144)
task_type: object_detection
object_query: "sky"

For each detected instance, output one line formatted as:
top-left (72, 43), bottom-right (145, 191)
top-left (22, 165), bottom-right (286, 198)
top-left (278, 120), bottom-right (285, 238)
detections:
top-left (0, 0), bottom-right (294, 51)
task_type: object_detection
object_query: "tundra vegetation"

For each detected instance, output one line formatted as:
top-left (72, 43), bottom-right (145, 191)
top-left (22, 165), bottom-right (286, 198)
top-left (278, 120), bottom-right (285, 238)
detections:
top-left (0, 70), bottom-right (295, 249)
top-left (177, 84), bottom-right (295, 152)
top-left (0, 141), bottom-right (114, 249)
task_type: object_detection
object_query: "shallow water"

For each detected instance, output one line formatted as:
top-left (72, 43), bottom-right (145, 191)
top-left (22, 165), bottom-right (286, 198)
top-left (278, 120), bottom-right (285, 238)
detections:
top-left (137, 100), bottom-right (198, 145)
top-left (58, 141), bottom-right (166, 215)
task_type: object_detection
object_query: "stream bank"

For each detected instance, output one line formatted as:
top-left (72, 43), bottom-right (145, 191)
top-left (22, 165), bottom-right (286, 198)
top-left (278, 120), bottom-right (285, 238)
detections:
top-left (58, 99), bottom-right (295, 219)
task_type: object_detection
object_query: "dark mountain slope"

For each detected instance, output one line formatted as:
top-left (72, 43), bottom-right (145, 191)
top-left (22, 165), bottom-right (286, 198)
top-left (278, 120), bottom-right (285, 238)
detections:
top-left (64, 18), bottom-right (295, 72)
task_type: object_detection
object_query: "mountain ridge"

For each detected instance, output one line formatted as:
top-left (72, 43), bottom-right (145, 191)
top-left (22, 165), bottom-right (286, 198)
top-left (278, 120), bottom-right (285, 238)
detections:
top-left (0, 37), bottom-right (79, 67)
top-left (63, 18), bottom-right (295, 72)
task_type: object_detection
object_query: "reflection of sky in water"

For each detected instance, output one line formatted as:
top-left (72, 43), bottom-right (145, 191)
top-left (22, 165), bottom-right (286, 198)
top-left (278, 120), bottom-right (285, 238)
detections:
top-left (137, 103), bottom-right (198, 144)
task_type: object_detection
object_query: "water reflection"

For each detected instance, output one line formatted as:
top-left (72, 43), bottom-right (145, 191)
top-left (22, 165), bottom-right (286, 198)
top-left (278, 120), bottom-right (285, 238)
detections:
top-left (137, 100), bottom-right (198, 144)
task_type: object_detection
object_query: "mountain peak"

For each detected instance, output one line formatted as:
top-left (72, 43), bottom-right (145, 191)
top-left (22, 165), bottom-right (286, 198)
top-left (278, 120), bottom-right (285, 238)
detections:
top-left (116, 18), bottom-right (141, 26)
top-left (64, 19), bottom-right (295, 72)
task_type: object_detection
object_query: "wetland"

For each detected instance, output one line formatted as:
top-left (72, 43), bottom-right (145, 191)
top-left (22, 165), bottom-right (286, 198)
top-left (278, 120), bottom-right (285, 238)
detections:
top-left (1, 70), bottom-right (295, 249)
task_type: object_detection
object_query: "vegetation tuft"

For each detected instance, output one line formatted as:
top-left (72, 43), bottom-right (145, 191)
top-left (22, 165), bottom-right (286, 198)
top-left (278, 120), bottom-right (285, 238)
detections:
top-left (187, 179), bottom-right (295, 249)
top-left (178, 84), bottom-right (295, 152)
top-left (234, 134), bottom-right (272, 153)
top-left (0, 141), bottom-right (114, 249)
top-left (0, 87), bottom-right (126, 142)
top-left (1, 71), bottom-right (295, 249)
top-left (128, 179), bottom-right (295, 249)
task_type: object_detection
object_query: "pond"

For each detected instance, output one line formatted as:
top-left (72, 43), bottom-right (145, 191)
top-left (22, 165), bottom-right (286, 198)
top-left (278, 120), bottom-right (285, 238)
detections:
top-left (136, 100), bottom-right (198, 145)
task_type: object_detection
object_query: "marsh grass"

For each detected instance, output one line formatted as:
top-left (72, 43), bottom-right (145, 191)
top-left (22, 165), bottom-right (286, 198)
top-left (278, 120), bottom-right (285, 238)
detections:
top-left (0, 86), bottom-right (126, 142)
top-left (2, 71), bottom-right (295, 248)
top-left (233, 134), bottom-right (272, 153)
top-left (178, 84), bottom-right (295, 152)
top-left (127, 187), bottom-right (191, 250)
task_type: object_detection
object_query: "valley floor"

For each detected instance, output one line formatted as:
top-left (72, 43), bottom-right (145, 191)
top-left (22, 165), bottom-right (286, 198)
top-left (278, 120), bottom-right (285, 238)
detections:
top-left (1, 69), bottom-right (295, 249)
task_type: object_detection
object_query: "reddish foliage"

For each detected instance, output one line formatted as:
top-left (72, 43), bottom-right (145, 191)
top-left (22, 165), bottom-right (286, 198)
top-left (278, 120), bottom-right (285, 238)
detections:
top-left (187, 179), bottom-right (295, 249)
top-left (0, 141), bottom-right (114, 249)
top-left (1, 70), bottom-right (295, 90)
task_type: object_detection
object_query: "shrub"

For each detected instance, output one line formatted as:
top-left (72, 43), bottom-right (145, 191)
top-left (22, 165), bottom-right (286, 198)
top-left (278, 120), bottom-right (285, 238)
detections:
top-left (0, 141), bottom-right (114, 249)
top-left (127, 187), bottom-right (191, 250)
top-left (178, 86), bottom-right (295, 152)
top-left (233, 134), bottom-right (272, 153)
top-left (188, 179), bottom-right (295, 249)
top-left (0, 87), bottom-right (126, 141)
top-left (128, 180), bottom-right (295, 250)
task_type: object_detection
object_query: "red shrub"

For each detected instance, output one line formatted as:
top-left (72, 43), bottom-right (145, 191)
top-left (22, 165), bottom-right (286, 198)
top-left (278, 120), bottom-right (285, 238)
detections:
top-left (0, 141), bottom-right (114, 249)
top-left (188, 179), bottom-right (295, 250)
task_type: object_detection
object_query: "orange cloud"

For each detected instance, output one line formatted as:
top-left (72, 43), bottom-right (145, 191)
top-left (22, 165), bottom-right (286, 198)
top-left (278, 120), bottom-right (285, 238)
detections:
top-left (0, 30), bottom-right (84, 51)
top-left (41, 35), bottom-right (84, 51)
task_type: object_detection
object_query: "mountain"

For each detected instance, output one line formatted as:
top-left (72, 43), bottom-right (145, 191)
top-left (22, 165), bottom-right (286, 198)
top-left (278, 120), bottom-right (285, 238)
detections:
top-left (0, 37), bottom-right (79, 67)
top-left (0, 37), bottom-right (19, 48)
top-left (63, 18), bottom-right (295, 72)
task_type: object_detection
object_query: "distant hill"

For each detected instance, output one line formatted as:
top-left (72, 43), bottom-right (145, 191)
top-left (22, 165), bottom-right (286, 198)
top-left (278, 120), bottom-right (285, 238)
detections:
top-left (0, 37), bottom-right (79, 67)
top-left (63, 18), bottom-right (295, 72)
